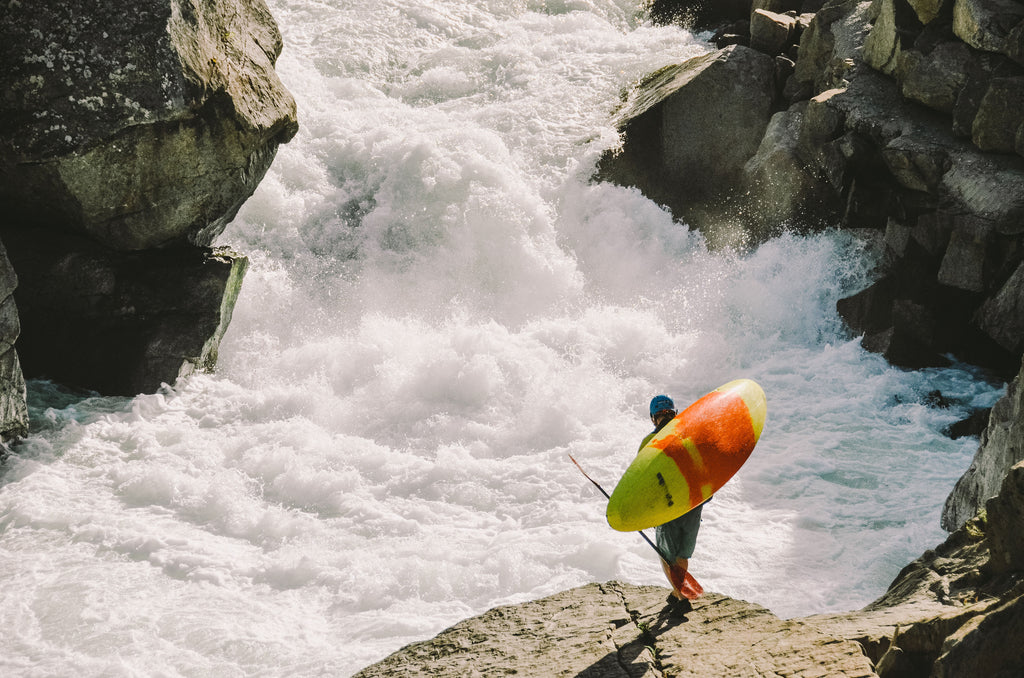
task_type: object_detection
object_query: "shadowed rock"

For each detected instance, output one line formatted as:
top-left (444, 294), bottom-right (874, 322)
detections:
top-left (354, 458), bottom-right (1024, 677)
top-left (3, 229), bottom-right (248, 397)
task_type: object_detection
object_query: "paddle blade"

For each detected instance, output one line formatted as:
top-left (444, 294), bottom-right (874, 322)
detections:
top-left (666, 562), bottom-right (704, 600)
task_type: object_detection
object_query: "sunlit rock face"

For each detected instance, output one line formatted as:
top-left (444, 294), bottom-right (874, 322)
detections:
top-left (0, 0), bottom-right (298, 404)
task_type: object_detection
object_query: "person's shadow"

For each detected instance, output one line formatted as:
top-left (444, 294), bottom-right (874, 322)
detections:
top-left (575, 597), bottom-right (693, 677)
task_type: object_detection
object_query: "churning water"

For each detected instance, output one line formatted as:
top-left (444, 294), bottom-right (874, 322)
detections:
top-left (0, 1), bottom-right (1004, 675)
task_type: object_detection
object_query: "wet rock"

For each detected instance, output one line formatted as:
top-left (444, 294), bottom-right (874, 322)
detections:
top-left (945, 407), bottom-right (992, 438)
top-left (743, 102), bottom-right (843, 226)
top-left (594, 45), bottom-right (776, 237)
top-left (943, 356), bottom-right (1024, 531)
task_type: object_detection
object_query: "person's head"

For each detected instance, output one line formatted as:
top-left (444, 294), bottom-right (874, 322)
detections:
top-left (649, 395), bottom-right (676, 428)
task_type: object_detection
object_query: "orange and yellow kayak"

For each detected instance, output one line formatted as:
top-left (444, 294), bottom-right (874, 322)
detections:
top-left (607, 378), bottom-right (767, 532)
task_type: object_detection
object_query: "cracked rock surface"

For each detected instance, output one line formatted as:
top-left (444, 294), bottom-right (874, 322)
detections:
top-left (352, 583), bottom-right (876, 677)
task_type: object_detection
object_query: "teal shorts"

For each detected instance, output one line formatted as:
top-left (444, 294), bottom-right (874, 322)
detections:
top-left (655, 503), bottom-right (704, 562)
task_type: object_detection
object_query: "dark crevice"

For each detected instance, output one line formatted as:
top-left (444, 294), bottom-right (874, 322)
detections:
top-left (600, 582), bottom-right (667, 678)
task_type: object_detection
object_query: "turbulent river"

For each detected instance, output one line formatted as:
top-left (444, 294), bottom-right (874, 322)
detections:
top-left (0, 1), bottom-right (1004, 675)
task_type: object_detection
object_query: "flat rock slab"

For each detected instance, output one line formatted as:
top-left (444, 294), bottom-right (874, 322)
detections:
top-left (353, 582), bottom-right (876, 677)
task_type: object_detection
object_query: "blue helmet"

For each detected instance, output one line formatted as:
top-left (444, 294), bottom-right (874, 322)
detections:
top-left (649, 395), bottom-right (675, 417)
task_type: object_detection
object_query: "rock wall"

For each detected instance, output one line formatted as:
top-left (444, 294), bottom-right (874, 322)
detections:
top-left (600, 0), bottom-right (1024, 378)
top-left (942, 355), bottom-right (1024, 530)
top-left (0, 0), bottom-right (297, 409)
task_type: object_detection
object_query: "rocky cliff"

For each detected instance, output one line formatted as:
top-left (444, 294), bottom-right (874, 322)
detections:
top-left (0, 0), bottom-right (297, 428)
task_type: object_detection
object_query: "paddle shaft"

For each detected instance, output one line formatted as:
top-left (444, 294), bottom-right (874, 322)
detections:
top-left (568, 454), bottom-right (671, 563)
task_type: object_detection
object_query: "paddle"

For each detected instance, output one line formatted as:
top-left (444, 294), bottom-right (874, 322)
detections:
top-left (569, 454), bottom-right (703, 600)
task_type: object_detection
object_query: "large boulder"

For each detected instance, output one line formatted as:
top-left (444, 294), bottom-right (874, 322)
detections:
top-left (0, 0), bottom-right (298, 250)
top-left (794, 0), bottom-right (876, 94)
top-left (953, 0), bottom-right (1024, 62)
top-left (896, 42), bottom-right (974, 114)
top-left (3, 229), bottom-right (248, 397)
top-left (595, 45), bottom-right (776, 240)
top-left (971, 76), bottom-right (1024, 152)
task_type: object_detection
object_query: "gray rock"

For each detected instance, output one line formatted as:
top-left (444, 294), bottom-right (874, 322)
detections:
top-left (657, 47), bottom-right (777, 198)
top-left (885, 217), bottom-right (914, 258)
top-left (864, 0), bottom-right (903, 76)
top-left (953, 0), bottom-right (1024, 59)
top-left (0, 0), bottom-right (298, 251)
top-left (937, 219), bottom-right (993, 292)
top-left (355, 468), bottom-right (1024, 677)
top-left (971, 76), bottom-right (1024, 153)
top-left (942, 355), bottom-right (1024, 530)
top-left (940, 152), bottom-right (1024, 234)
top-left (882, 134), bottom-right (952, 192)
top-left (975, 260), bottom-right (1024, 353)
top-left (897, 42), bottom-right (973, 114)
top-left (751, 9), bottom-right (798, 54)
top-left (744, 103), bottom-right (838, 225)
top-left (795, 0), bottom-right (875, 93)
